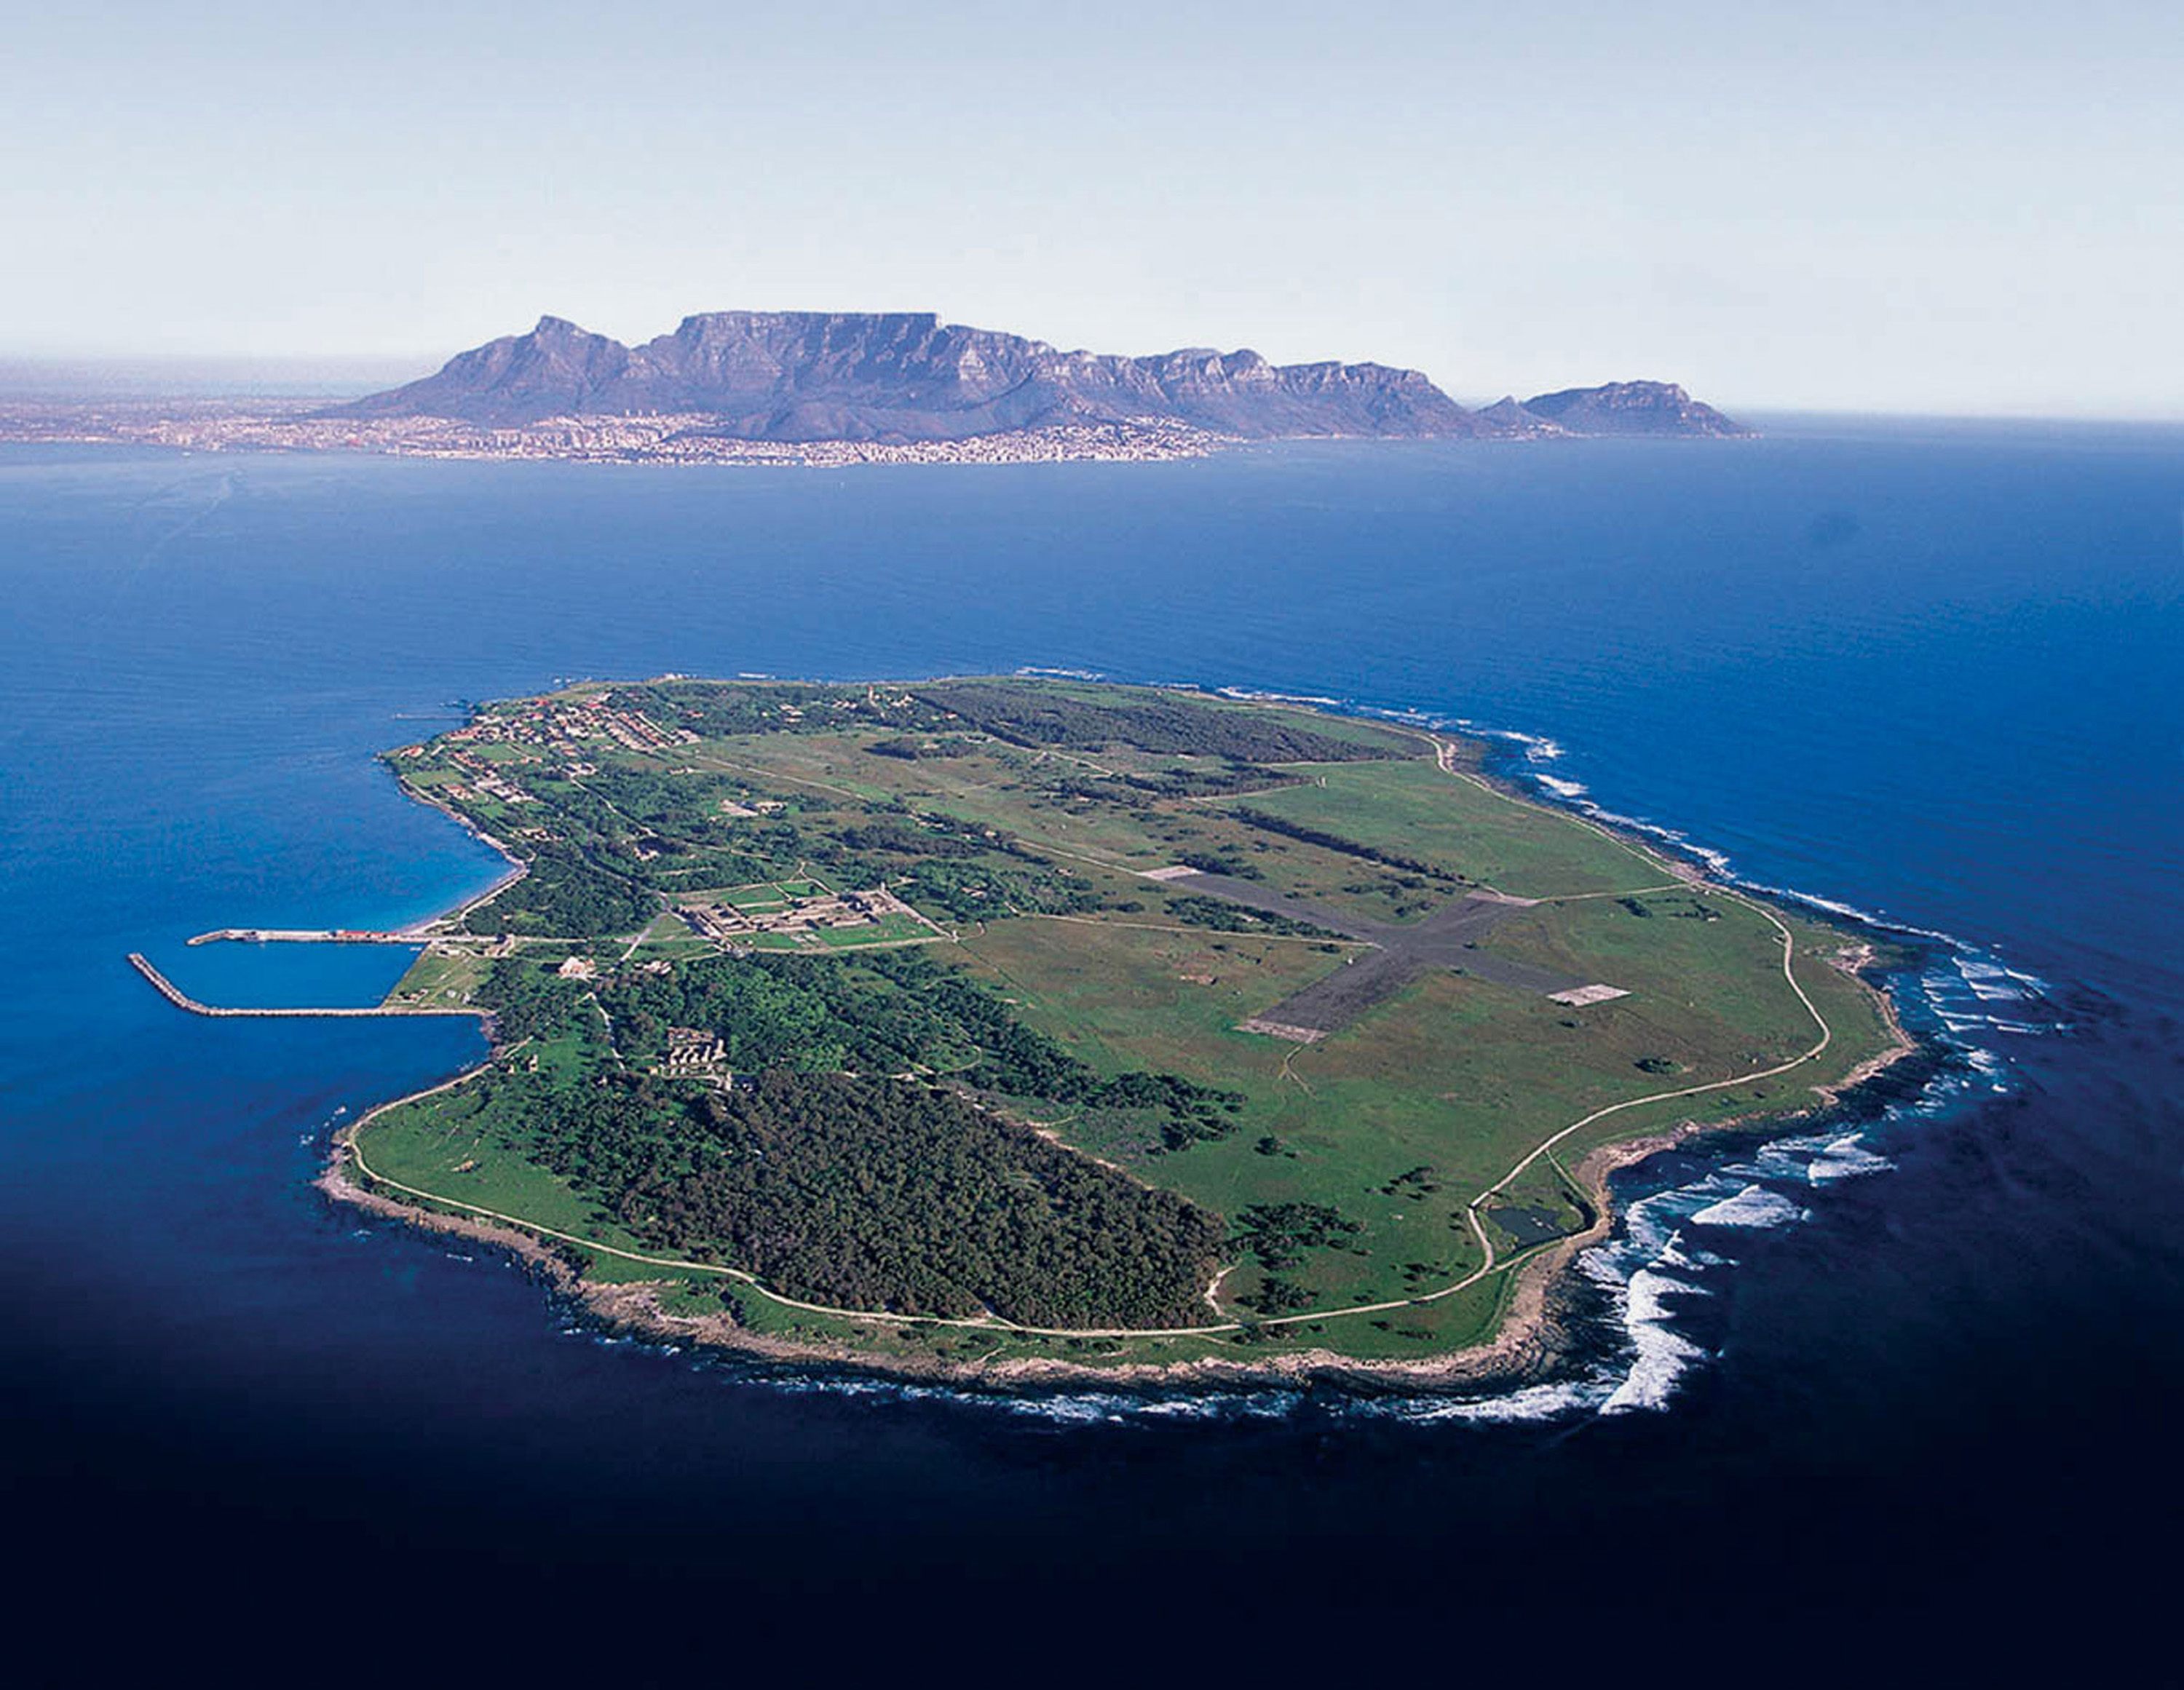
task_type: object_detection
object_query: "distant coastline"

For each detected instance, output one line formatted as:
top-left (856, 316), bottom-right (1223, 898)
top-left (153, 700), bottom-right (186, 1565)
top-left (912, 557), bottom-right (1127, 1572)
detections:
top-left (0, 400), bottom-right (1227, 467)
top-left (1, 306), bottom-right (1749, 468)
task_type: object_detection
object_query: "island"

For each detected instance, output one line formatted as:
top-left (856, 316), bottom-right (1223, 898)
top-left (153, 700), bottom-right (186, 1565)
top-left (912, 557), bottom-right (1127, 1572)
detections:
top-left (4, 310), bottom-right (1750, 466)
top-left (149, 678), bottom-right (1908, 1384)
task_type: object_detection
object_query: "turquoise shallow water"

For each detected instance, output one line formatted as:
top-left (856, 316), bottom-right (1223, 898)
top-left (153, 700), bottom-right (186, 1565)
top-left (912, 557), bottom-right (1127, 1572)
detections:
top-left (2, 425), bottom-right (2179, 1670)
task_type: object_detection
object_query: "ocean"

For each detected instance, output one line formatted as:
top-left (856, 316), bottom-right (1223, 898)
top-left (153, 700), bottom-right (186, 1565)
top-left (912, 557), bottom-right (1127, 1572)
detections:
top-left (3, 422), bottom-right (2179, 1671)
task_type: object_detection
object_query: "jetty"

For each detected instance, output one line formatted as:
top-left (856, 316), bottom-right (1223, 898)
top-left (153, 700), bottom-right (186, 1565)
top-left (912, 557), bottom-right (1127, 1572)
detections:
top-left (128, 953), bottom-right (481, 1020)
top-left (186, 927), bottom-right (428, 946)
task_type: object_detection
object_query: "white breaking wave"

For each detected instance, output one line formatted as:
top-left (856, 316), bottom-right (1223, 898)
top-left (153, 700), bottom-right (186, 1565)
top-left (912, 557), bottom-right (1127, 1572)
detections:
top-left (1922, 955), bottom-right (2064, 1039)
top-left (1369, 1378), bottom-right (1618, 1425)
top-left (1216, 685), bottom-right (1345, 707)
top-left (1566, 1184), bottom-right (1722, 1416)
top-left (1600, 1269), bottom-right (1709, 1414)
top-left (1806, 1135), bottom-right (1896, 1184)
top-left (1955, 956), bottom-right (2051, 1003)
top-left (1690, 1186), bottom-right (1808, 1229)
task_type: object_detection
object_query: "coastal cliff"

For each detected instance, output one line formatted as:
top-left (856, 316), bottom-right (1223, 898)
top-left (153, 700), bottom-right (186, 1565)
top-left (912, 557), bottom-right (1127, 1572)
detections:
top-left (1520, 379), bottom-right (1749, 437)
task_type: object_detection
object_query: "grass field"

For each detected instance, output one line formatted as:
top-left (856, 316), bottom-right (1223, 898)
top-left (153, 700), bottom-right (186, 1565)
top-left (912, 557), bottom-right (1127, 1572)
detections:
top-left (356, 1025), bottom-right (655, 1253)
top-left (382, 946), bottom-right (491, 1008)
top-left (1212, 758), bottom-right (1669, 901)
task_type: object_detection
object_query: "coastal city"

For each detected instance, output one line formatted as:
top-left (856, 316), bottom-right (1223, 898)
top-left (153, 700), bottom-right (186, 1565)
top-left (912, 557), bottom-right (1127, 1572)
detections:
top-left (0, 400), bottom-right (1227, 466)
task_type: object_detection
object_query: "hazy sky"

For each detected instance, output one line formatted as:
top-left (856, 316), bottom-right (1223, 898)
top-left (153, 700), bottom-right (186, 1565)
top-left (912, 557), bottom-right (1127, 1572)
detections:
top-left (7, 1), bottom-right (2178, 415)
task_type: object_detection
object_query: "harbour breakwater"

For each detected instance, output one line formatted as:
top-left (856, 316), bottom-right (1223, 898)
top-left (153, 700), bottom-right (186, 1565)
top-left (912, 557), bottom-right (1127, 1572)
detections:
top-left (128, 952), bottom-right (482, 1020)
top-left (186, 927), bottom-right (432, 945)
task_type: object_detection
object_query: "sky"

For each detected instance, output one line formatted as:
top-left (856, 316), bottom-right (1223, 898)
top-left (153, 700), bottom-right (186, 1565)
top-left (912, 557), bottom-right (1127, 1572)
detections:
top-left (5, 0), bottom-right (2179, 416)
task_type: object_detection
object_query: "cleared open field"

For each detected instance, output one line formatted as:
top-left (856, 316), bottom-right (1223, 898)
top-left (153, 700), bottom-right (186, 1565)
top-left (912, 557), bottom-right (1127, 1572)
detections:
top-left (383, 946), bottom-right (492, 1008)
top-left (1219, 757), bottom-right (1669, 900)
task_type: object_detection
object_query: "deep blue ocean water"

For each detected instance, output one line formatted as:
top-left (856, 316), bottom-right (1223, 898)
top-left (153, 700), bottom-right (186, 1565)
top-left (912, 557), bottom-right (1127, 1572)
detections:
top-left (4, 424), bottom-right (2180, 1673)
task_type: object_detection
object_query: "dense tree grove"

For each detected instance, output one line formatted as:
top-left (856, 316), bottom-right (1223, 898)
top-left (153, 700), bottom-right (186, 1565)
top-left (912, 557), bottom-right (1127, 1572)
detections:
top-left (1162, 896), bottom-right (1342, 939)
top-left (446, 948), bottom-right (1258, 1328)
top-left (866, 735), bottom-right (976, 760)
top-left (1233, 1202), bottom-right (1363, 1271)
top-left (1177, 849), bottom-right (1264, 880)
top-left (463, 841), bottom-right (657, 936)
top-left (574, 948), bottom-right (1244, 1149)
top-left (448, 944), bottom-right (1246, 1322)
top-left (493, 1066), bottom-right (1225, 1326)
top-left (617, 681), bottom-right (962, 740)
top-left (893, 858), bottom-right (1101, 921)
top-left (479, 955), bottom-right (593, 1042)
top-left (910, 683), bottom-right (1401, 763)
top-left (831, 817), bottom-right (984, 860)
top-left (1244, 1274), bottom-right (1313, 1314)
top-left (1229, 807), bottom-right (1463, 883)
top-left (1117, 760), bottom-right (1294, 800)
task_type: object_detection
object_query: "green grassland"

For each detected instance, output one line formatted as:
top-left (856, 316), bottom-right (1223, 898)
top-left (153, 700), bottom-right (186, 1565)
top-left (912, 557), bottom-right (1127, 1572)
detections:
top-left (384, 945), bottom-right (494, 1009)
top-left (1225, 758), bottom-right (1665, 900)
top-left (347, 676), bottom-right (1906, 1372)
top-left (357, 1020), bottom-right (661, 1256)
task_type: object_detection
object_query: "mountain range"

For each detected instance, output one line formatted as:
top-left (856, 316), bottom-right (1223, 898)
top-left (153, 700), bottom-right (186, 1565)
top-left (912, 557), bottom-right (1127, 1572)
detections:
top-left (338, 312), bottom-right (1749, 443)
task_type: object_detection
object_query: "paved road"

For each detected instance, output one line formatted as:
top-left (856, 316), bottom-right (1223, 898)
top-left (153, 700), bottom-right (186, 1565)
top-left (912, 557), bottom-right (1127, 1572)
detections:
top-left (1166, 871), bottom-right (1588, 1038)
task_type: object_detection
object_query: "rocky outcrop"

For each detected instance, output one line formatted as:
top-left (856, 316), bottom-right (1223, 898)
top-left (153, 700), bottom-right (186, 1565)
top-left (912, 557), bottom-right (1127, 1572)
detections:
top-left (1519, 380), bottom-right (1751, 437)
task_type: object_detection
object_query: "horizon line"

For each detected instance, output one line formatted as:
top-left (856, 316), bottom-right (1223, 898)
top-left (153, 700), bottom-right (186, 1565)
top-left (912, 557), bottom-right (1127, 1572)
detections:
top-left (1, 346), bottom-right (2179, 428)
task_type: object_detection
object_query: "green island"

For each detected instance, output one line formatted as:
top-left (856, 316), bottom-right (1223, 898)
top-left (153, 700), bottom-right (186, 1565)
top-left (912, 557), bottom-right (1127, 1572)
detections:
top-left (261, 675), bottom-right (1907, 1381)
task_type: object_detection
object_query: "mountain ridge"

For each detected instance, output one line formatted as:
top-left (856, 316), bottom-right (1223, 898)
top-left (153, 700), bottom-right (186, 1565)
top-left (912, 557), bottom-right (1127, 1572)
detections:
top-left (337, 312), bottom-right (1750, 443)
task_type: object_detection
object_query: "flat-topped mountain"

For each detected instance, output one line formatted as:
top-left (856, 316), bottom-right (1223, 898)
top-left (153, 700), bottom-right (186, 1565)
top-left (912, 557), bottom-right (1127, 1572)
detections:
top-left (336, 312), bottom-right (1748, 444)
